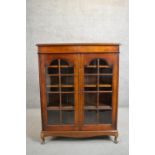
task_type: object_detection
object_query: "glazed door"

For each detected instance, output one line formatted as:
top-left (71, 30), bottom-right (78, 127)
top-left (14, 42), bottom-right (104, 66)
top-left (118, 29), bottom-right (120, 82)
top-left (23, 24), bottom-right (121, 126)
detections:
top-left (79, 54), bottom-right (119, 130)
top-left (41, 54), bottom-right (79, 131)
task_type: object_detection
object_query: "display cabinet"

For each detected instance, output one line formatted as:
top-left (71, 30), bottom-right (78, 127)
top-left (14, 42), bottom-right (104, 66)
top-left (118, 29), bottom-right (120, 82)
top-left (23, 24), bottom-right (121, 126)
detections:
top-left (37, 43), bottom-right (119, 143)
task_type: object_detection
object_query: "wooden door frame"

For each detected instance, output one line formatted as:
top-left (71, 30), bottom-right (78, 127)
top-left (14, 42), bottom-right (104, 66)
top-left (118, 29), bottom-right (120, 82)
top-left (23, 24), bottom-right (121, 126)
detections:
top-left (39, 53), bottom-right (80, 131)
top-left (78, 53), bottom-right (119, 131)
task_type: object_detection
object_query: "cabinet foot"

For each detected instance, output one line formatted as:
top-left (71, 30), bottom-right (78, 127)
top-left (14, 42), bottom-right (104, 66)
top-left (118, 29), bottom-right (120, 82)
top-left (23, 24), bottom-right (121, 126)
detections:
top-left (41, 132), bottom-right (45, 144)
top-left (114, 135), bottom-right (119, 144)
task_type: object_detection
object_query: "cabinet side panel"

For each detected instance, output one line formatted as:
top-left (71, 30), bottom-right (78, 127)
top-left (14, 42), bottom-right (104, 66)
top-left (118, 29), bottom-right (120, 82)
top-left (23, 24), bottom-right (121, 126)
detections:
top-left (111, 53), bottom-right (119, 129)
top-left (38, 54), bottom-right (47, 130)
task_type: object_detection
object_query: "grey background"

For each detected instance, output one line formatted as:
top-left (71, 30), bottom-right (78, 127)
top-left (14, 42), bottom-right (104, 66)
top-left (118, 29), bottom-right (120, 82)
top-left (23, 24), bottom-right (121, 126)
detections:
top-left (27, 0), bottom-right (128, 108)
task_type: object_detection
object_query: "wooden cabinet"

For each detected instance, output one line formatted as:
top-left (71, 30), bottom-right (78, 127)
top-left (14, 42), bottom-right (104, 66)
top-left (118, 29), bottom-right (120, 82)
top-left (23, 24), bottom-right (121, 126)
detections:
top-left (37, 43), bottom-right (119, 143)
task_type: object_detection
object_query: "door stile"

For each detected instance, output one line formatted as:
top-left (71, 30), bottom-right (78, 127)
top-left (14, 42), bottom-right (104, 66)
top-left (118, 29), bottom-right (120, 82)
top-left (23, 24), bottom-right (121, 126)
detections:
top-left (79, 54), bottom-right (115, 131)
top-left (78, 54), bottom-right (85, 130)
top-left (73, 54), bottom-right (80, 130)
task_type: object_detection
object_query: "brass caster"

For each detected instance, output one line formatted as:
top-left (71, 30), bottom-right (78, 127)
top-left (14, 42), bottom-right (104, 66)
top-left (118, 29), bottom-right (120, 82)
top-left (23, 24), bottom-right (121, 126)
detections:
top-left (114, 136), bottom-right (119, 144)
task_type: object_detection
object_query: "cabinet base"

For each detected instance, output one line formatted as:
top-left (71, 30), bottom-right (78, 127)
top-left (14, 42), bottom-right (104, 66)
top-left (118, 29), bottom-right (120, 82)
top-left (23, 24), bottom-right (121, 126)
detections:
top-left (40, 130), bottom-right (118, 144)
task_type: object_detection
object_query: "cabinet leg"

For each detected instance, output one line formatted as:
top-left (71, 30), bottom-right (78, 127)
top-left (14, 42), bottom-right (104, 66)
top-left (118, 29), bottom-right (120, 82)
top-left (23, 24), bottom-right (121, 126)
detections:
top-left (41, 132), bottom-right (45, 144)
top-left (114, 135), bottom-right (118, 144)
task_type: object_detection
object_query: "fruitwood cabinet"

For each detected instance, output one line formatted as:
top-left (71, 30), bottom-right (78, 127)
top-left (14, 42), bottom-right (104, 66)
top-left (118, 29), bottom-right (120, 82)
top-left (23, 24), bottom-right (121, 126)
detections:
top-left (37, 43), bottom-right (119, 143)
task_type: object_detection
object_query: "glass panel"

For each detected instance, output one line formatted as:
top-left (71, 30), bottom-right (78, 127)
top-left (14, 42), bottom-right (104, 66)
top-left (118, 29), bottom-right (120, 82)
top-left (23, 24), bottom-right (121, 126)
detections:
top-left (46, 76), bottom-right (59, 85)
top-left (62, 111), bottom-right (74, 124)
top-left (85, 76), bottom-right (97, 85)
top-left (47, 110), bottom-right (60, 125)
top-left (85, 93), bottom-right (97, 106)
top-left (47, 94), bottom-right (60, 107)
top-left (84, 110), bottom-right (97, 124)
top-left (90, 59), bottom-right (98, 65)
top-left (84, 58), bottom-right (113, 124)
top-left (60, 60), bottom-right (68, 65)
top-left (61, 76), bottom-right (74, 85)
top-left (99, 75), bottom-right (112, 85)
top-left (62, 94), bottom-right (74, 106)
top-left (99, 59), bottom-right (108, 65)
top-left (99, 110), bottom-right (112, 124)
top-left (61, 87), bottom-right (74, 92)
top-left (99, 68), bottom-right (112, 74)
top-left (46, 59), bottom-right (75, 125)
top-left (48, 68), bottom-right (58, 74)
top-left (85, 75), bottom-right (97, 91)
top-left (61, 67), bottom-right (73, 74)
top-left (85, 68), bottom-right (97, 74)
top-left (99, 93), bottom-right (112, 106)
top-left (61, 75), bottom-right (74, 92)
top-left (50, 59), bottom-right (58, 65)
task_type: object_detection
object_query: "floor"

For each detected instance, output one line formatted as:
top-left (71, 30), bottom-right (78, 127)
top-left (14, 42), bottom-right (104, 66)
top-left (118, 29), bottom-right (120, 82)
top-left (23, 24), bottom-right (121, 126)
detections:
top-left (26, 107), bottom-right (129, 155)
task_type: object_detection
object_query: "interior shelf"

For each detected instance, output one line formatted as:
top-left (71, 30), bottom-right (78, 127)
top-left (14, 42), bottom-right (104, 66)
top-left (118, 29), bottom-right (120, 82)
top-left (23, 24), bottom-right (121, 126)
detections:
top-left (84, 84), bottom-right (112, 88)
top-left (85, 73), bottom-right (113, 76)
top-left (47, 106), bottom-right (74, 111)
top-left (47, 91), bottom-right (74, 94)
top-left (84, 105), bottom-right (112, 110)
top-left (48, 74), bottom-right (74, 76)
top-left (46, 85), bottom-right (74, 88)
top-left (84, 90), bottom-right (112, 93)
top-left (87, 65), bottom-right (111, 68)
top-left (48, 65), bottom-right (72, 68)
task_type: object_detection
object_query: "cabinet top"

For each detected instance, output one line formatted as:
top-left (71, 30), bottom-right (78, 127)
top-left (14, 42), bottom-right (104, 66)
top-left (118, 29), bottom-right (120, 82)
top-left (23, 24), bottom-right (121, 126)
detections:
top-left (36, 43), bottom-right (120, 46)
top-left (37, 43), bottom-right (120, 54)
